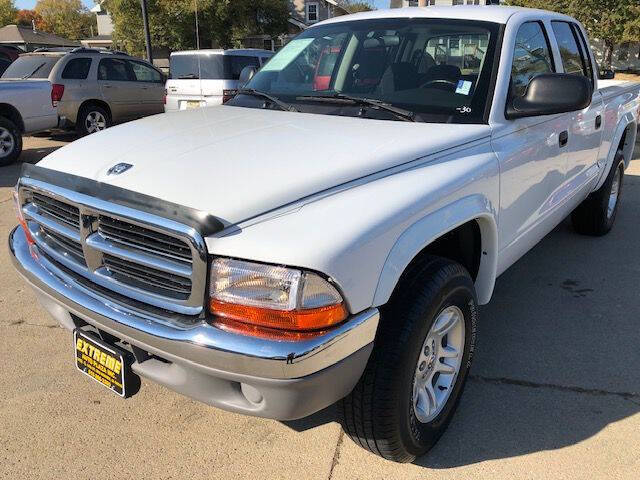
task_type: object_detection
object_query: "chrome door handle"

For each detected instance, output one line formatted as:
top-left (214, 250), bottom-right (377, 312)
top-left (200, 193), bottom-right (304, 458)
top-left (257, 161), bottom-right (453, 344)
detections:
top-left (103, 84), bottom-right (113, 89)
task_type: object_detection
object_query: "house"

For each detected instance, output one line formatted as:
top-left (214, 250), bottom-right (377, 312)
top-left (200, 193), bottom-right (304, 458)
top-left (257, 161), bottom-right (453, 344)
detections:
top-left (0, 24), bottom-right (79, 52)
top-left (80, 2), bottom-right (114, 50)
top-left (244, 0), bottom-right (349, 51)
top-left (391, 0), bottom-right (501, 6)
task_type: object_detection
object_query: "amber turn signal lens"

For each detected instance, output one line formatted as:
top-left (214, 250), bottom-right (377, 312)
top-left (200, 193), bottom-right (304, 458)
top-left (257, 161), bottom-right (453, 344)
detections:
top-left (210, 300), bottom-right (348, 332)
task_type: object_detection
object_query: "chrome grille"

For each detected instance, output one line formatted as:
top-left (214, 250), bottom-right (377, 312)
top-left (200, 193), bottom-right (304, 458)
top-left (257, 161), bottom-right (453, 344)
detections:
top-left (19, 181), bottom-right (208, 317)
top-left (103, 254), bottom-right (192, 299)
top-left (41, 226), bottom-right (85, 262)
top-left (98, 216), bottom-right (192, 263)
top-left (31, 192), bottom-right (80, 231)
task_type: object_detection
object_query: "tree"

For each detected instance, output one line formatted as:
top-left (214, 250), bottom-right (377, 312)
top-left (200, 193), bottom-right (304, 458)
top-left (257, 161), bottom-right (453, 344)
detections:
top-left (0, 0), bottom-right (17, 27)
top-left (34, 0), bottom-right (96, 41)
top-left (508, 0), bottom-right (638, 68)
top-left (338, 1), bottom-right (375, 14)
top-left (103, 0), bottom-right (290, 57)
top-left (15, 10), bottom-right (45, 30)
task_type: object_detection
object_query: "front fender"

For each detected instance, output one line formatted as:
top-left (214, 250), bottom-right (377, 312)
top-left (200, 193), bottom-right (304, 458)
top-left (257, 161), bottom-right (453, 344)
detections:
top-left (372, 195), bottom-right (498, 307)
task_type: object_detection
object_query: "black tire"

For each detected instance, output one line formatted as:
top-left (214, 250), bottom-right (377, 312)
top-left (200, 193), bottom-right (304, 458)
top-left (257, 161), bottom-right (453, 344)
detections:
top-left (0, 116), bottom-right (23, 166)
top-left (76, 104), bottom-right (111, 137)
top-left (571, 151), bottom-right (625, 236)
top-left (338, 256), bottom-right (478, 463)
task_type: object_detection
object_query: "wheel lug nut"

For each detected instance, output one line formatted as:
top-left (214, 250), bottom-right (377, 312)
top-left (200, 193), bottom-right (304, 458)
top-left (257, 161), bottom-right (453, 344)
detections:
top-left (419, 361), bottom-right (426, 371)
top-left (424, 346), bottom-right (430, 356)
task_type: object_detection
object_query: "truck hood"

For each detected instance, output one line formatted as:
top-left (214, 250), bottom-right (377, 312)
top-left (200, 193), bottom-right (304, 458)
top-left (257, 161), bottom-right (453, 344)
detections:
top-left (38, 106), bottom-right (490, 226)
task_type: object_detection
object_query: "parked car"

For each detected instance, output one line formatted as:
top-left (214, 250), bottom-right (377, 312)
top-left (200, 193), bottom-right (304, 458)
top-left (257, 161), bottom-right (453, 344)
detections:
top-left (9, 6), bottom-right (640, 463)
top-left (164, 49), bottom-right (273, 111)
top-left (1, 48), bottom-right (165, 136)
top-left (0, 46), bottom-right (21, 77)
top-left (0, 78), bottom-right (59, 165)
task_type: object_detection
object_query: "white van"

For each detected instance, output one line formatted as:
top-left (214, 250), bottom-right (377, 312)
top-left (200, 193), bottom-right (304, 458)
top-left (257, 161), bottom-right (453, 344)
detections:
top-left (165, 49), bottom-right (273, 112)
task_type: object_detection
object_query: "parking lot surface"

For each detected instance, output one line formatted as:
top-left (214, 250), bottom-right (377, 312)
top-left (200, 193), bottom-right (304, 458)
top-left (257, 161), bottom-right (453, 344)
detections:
top-left (1, 134), bottom-right (639, 479)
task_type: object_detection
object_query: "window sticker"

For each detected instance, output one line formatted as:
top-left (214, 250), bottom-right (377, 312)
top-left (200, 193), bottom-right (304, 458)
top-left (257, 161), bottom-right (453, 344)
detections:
top-left (261, 39), bottom-right (315, 72)
top-left (455, 80), bottom-right (473, 96)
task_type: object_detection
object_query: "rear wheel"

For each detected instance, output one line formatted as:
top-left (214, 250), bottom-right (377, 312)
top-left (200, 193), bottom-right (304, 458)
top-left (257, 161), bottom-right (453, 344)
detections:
top-left (0, 116), bottom-right (22, 166)
top-left (338, 256), bottom-right (477, 463)
top-left (571, 151), bottom-right (625, 236)
top-left (76, 104), bottom-right (110, 137)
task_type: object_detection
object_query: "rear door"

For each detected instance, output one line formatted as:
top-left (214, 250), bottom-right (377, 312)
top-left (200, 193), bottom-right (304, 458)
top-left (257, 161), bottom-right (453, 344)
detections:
top-left (127, 59), bottom-right (165, 116)
top-left (550, 21), bottom-right (603, 192)
top-left (97, 57), bottom-right (140, 122)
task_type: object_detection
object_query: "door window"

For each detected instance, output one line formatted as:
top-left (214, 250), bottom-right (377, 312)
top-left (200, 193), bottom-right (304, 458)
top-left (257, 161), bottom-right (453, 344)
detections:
top-left (510, 21), bottom-right (555, 97)
top-left (129, 60), bottom-right (162, 83)
top-left (98, 58), bottom-right (132, 81)
top-left (62, 58), bottom-right (92, 80)
top-left (551, 21), bottom-right (590, 79)
top-left (228, 56), bottom-right (260, 80)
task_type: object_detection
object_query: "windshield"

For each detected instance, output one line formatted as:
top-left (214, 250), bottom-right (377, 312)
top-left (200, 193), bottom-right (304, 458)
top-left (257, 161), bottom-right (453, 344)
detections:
top-left (232, 18), bottom-right (499, 123)
top-left (0, 56), bottom-right (59, 79)
top-left (170, 54), bottom-right (259, 80)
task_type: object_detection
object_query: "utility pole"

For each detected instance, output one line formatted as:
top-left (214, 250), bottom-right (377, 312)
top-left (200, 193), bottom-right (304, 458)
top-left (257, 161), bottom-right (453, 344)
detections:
top-left (140, 0), bottom-right (153, 63)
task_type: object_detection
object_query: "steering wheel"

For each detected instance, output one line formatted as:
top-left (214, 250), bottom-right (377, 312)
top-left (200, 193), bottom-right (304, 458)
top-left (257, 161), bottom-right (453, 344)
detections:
top-left (420, 79), bottom-right (458, 90)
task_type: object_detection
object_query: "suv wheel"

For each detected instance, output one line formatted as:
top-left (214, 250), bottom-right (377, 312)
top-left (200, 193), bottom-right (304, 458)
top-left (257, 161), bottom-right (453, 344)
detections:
top-left (0, 116), bottom-right (23, 166)
top-left (339, 256), bottom-right (477, 462)
top-left (77, 105), bottom-right (110, 136)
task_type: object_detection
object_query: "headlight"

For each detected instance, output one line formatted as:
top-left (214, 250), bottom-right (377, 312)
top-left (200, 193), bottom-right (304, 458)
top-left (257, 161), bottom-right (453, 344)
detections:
top-left (209, 257), bottom-right (348, 334)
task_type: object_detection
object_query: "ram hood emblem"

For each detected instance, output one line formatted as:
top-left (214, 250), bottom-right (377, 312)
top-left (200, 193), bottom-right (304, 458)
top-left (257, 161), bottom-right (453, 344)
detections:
top-left (107, 163), bottom-right (134, 176)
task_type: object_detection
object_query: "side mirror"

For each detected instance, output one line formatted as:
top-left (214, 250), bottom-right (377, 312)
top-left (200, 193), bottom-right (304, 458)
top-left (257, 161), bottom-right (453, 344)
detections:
top-left (599, 69), bottom-right (615, 80)
top-left (238, 66), bottom-right (258, 89)
top-left (506, 73), bottom-right (592, 119)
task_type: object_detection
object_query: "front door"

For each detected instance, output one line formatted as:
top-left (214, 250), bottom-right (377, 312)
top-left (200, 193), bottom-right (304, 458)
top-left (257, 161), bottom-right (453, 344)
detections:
top-left (492, 21), bottom-right (571, 272)
top-left (128, 59), bottom-right (166, 116)
top-left (97, 58), bottom-right (140, 122)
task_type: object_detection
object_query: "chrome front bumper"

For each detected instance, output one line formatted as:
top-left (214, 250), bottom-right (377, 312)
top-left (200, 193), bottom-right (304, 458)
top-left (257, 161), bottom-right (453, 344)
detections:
top-left (9, 226), bottom-right (379, 419)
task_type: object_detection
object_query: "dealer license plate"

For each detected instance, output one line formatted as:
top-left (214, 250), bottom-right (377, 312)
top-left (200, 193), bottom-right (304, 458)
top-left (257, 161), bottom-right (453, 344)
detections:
top-left (74, 330), bottom-right (128, 397)
top-left (185, 100), bottom-right (201, 109)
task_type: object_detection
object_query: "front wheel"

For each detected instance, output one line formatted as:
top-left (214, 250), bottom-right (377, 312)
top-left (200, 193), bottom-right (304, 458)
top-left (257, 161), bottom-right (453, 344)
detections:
top-left (338, 256), bottom-right (477, 463)
top-left (0, 116), bottom-right (23, 166)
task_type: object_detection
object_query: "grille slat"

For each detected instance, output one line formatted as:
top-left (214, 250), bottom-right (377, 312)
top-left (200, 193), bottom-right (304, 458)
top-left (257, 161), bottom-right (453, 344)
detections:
top-left (104, 254), bottom-right (192, 297)
top-left (42, 227), bottom-right (85, 260)
top-left (98, 216), bottom-right (192, 263)
top-left (31, 192), bottom-right (80, 231)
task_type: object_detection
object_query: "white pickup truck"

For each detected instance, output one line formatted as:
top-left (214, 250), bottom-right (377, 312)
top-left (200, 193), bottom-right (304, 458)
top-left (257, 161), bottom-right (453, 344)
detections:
top-left (0, 79), bottom-right (59, 165)
top-left (9, 6), bottom-right (640, 462)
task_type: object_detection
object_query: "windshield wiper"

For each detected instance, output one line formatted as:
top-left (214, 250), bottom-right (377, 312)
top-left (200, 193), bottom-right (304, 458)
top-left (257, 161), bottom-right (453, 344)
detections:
top-left (21, 62), bottom-right (46, 80)
top-left (237, 88), bottom-right (298, 112)
top-left (296, 93), bottom-right (415, 122)
top-left (177, 73), bottom-right (199, 79)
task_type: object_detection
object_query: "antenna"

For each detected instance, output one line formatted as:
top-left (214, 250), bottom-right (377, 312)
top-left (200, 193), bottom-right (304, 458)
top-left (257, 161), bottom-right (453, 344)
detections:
top-left (195, 0), bottom-right (203, 101)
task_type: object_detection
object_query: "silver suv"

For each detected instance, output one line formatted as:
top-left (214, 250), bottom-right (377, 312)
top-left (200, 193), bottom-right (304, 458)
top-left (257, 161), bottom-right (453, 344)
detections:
top-left (1, 48), bottom-right (165, 136)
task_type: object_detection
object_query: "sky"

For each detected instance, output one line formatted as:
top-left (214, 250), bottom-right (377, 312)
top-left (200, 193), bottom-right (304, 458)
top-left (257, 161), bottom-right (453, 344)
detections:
top-left (16, 0), bottom-right (391, 11)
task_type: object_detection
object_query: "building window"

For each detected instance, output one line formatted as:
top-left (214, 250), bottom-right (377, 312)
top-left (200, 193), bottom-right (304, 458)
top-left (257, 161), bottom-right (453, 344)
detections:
top-left (307, 3), bottom-right (319, 23)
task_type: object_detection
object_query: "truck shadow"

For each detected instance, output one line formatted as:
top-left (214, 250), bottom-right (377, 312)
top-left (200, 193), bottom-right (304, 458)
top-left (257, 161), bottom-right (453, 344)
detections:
top-left (286, 168), bottom-right (640, 468)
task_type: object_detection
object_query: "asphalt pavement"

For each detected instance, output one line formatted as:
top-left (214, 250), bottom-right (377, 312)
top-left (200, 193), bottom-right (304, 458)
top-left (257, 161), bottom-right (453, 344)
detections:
top-left (1, 133), bottom-right (639, 479)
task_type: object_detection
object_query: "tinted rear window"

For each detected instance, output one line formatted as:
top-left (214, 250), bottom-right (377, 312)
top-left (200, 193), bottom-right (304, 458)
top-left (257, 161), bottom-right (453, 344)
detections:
top-left (62, 58), bottom-right (92, 79)
top-left (170, 54), bottom-right (259, 80)
top-left (1, 56), bottom-right (59, 79)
